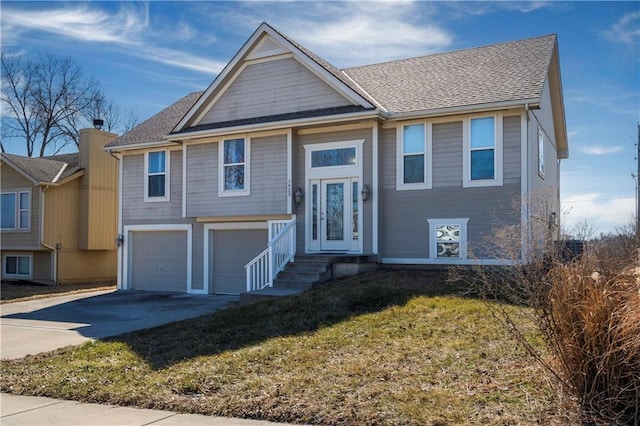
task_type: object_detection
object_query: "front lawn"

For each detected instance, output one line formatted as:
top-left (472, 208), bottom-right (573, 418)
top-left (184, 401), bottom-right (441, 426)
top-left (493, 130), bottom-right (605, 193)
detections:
top-left (1, 280), bottom-right (115, 302)
top-left (0, 270), bottom-right (575, 425)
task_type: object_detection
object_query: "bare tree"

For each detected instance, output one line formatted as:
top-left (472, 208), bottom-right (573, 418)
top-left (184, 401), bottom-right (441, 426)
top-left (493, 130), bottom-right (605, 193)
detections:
top-left (1, 54), bottom-right (104, 156)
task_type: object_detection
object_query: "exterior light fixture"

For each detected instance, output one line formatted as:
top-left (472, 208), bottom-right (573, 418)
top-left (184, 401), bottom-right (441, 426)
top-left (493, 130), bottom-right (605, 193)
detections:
top-left (294, 188), bottom-right (304, 209)
top-left (115, 233), bottom-right (124, 248)
top-left (361, 184), bottom-right (370, 202)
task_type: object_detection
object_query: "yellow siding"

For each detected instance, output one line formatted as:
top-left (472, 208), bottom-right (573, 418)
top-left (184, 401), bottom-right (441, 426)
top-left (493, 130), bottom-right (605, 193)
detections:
top-left (0, 164), bottom-right (40, 249)
top-left (78, 129), bottom-right (118, 250)
top-left (43, 182), bottom-right (81, 250)
top-left (56, 249), bottom-right (117, 284)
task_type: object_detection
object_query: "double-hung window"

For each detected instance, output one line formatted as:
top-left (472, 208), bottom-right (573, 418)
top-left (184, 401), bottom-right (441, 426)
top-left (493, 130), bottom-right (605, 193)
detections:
top-left (463, 115), bottom-right (503, 187)
top-left (538, 128), bottom-right (545, 178)
top-left (144, 150), bottom-right (169, 201)
top-left (1, 191), bottom-right (30, 230)
top-left (397, 123), bottom-right (432, 190)
top-left (3, 254), bottom-right (32, 279)
top-left (219, 137), bottom-right (250, 196)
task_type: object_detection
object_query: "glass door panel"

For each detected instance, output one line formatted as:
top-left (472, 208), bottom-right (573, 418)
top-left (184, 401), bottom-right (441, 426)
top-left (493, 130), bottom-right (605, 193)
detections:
top-left (321, 179), bottom-right (349, 251)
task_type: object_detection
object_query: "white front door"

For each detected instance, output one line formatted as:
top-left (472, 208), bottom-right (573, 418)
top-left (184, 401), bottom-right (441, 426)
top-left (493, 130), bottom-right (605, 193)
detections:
top-left (309, 178), bottom-right (360, 252)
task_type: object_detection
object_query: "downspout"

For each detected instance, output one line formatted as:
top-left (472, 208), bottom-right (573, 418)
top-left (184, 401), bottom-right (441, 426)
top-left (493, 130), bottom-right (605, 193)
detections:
top-left (109, 151), bottom-right (124, 290)
top-left (39, 185), bottom-right (58, 284)
top-left (523, 103), bottom-right (531, 263)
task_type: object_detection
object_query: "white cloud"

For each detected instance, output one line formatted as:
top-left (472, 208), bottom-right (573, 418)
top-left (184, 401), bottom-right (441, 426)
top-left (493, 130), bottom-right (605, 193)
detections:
top-left (1, 3), bottom-right (224, 75)
top-left (578, 145), bottom-right (624, 156)
top-left (562, 193), bottom-right (635, 235)
top-left (606, 11), bottom-right (640, 44)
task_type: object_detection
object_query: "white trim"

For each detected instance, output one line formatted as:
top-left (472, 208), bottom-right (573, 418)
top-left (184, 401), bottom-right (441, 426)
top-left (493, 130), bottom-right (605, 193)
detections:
top-left (2, 252), bottom-right (33, 279)
top-left (286, 129), bottom-right (293, 215)
top-left (427, 218), bottom-right (469, 260)
top-left (203, 221), bottom-right (269, 295)
top-left (462, 113), bottom-right (504, 188)
top-left (122, 224), bottom-right (193, 293)
top-left (387, 98), bottom-right (540, 121)
top-left (304, 139), bottom-right (364, 180)
top-left (372, 123), bottom-right (379, 255)
top-left (381, 257), bottom-right (516, 266)
top-left (396, 121), bottom-right (432, 190)
top-left (521, 112), bottom-right (530, 264)
top-left (51, 163), bottom-right (68, 184)
top-left (182, 144), bottom-right (187, 218)
top-left (115, 154), bottom-right (124, 290)
top-left (218, 137), bottom-right (251, 197)
top-left (144, 150), bottom-right (170, 202)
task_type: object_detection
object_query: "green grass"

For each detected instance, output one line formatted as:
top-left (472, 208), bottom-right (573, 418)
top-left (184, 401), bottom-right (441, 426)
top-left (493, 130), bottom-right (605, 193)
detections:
top-left (0, 270), bottom-right (575, 425)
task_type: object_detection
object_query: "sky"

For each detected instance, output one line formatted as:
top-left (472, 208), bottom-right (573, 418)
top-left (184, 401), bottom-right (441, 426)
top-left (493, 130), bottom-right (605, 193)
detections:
top-left (1, 1), bottom-right (638, 236)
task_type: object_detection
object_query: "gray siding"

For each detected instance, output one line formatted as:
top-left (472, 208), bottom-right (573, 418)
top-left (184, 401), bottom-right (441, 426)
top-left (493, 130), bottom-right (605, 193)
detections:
top-left (200, 57), bottom-right (351, 124)
top-left (293, 127), bottom-right (373, 254)
top-left (379, 116), bottom-right (521, 260)
top-left (122, 150), bottom-right (183, 222)
top-left (185, 134), bottom-right (288, 217)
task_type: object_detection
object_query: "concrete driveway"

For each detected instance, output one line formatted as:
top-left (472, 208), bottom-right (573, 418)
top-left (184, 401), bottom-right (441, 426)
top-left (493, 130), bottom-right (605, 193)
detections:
top-left (1, 290), bottom-right (238, 359)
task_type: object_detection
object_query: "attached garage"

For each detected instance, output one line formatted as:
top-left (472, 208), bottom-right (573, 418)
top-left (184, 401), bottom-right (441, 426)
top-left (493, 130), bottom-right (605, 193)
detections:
top-left (124, 225), bottom-right (192, 292)
top-left (205, 223), bottom-right (268, 294)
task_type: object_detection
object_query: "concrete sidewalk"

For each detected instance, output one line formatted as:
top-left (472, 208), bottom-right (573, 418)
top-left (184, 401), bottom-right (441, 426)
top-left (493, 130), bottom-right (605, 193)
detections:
top-left (0, 393), bottom-right (295, 425)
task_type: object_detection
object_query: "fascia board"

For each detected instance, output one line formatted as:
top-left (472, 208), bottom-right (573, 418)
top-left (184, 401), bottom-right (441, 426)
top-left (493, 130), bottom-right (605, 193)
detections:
top-left (387, 98), bottom-right (541, 121)
top-left (104, 140), bottom-right (180, 153)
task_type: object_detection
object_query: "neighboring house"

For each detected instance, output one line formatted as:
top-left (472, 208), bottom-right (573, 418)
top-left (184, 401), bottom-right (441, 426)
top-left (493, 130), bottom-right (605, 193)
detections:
top-left (1, 128), bottom-right (118, 284)
top-left (105, 22), bottom-right (568, 295)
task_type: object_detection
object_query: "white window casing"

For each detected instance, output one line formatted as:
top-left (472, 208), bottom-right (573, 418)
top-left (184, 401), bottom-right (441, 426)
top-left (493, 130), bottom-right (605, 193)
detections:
top-left (463, 113), bottom-right (503, 187)
top-left (427, 218), bottom-right (469, 260)
top-left (0, 190), bottom-right (30, 230)
top-left (144, 150), bottom-right (170, 202)
top-left (219, 137), bottom-right (251, 197)
top-left (396, 122), bottom-right (432, 190)
top-left (2, 253), bottom-right (33, 279)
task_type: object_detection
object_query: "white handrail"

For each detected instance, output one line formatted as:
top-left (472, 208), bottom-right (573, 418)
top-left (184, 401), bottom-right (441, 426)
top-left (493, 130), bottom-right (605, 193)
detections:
top-left (245, 217), bottom-right (296, 292)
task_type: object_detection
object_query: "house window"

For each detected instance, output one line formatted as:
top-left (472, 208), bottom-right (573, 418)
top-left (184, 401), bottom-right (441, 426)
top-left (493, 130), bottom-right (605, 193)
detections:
top-left (311, 147), bottom-right (356, 168)
top-left (427, 218), bottom-right (469, 260)
top-left (219, 138), bottom-right (250, 196)
top-left (463, 115), bottom-right (503, 187)
top-left (145, 150), bottom-right (169, 201)
top-left (538, 128), bottom-right (545, 178)
top-left (397, 123), bottom-right (432, 190)
top-left (1, 191), bottom-right (30, 230)
top-left (3, 254), bottom-right (32, 279)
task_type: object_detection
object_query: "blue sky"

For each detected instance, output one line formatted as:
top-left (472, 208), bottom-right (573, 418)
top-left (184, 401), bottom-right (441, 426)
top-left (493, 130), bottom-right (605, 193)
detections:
top-left (1, 1), bottom-right (638, 235)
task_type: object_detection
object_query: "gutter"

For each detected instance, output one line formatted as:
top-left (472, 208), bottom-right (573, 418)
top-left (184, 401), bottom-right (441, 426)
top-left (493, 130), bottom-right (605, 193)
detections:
top-left (387, 98), bottom-right (541, 121)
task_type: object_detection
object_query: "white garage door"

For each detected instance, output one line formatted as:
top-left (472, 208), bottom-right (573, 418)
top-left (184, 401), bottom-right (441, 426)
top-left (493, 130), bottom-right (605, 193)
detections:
top-left (210, 229), bottom-right (268, 294)
top-left (129, 231), bottom-right (188, 292)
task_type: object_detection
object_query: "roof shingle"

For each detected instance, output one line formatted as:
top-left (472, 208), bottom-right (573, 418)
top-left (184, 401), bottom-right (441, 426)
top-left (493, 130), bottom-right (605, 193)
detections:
top-left (1, 152), bottom-right (82, 183)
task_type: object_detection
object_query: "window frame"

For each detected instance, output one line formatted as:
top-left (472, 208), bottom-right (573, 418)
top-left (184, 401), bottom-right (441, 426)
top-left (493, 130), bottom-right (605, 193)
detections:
top-left (396, 121), bottom-right (432, 190)
top-left (218, 137), bottom-right (250, 197)
top-left (463, 114), bottom-right (503, 187)
top-left (1, 190), bottom-right (30, 230)
top-left (427, 218), bottom-right (469, 261)
top-left (144, 150), bottom-right (170, 202)
top-left (2, 253), bottom-right (33, 279)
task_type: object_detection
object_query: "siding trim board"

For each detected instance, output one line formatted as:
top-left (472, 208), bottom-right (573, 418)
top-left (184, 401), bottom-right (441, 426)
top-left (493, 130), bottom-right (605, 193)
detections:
top-left (122, 224), bottom-right (193, 292)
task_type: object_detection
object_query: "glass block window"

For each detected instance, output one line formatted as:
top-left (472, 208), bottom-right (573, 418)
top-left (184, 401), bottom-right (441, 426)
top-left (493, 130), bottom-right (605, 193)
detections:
top-left (428, 219), bottom-right (469, 260)
top-left (436, 224), bottom-right (461, 258)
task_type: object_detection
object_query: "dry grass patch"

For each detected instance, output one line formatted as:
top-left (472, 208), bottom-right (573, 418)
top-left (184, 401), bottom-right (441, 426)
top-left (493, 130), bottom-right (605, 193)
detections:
top-left (1, 270), bottom-right (574, 425)
top-left (1, 280), bottom-right (115, 302)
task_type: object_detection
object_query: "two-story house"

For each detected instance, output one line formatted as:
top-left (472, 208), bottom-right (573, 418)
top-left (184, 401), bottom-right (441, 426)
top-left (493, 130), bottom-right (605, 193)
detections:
top-left (1, 128), bottom-right (118, 284)
top-left (105, 23), bottom-right (568, 295)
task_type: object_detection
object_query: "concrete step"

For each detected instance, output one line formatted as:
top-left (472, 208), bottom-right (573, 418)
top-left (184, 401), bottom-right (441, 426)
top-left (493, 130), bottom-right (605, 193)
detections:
top-left (284, 262), bottom-right (328, 273)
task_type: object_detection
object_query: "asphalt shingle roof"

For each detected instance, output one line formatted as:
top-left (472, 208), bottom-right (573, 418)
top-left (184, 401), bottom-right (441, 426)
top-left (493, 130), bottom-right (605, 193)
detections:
top-left (105, 92), bottom-right (204, 148)
top-left (105, 31), bottom-right (557, 149)
top-left (343, 34), bottom-right (556, 114)
top-left (1, 152), bottom-right (82, 183)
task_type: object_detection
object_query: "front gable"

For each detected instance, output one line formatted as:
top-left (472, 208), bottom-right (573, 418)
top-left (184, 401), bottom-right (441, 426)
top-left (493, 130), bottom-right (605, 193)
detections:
top-left (174, 24), bottom-right (375, 135)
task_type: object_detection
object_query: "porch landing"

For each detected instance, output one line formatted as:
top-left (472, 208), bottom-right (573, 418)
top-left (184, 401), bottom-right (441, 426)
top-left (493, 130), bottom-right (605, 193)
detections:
top-left (239, 254), bottom-right (377, 304)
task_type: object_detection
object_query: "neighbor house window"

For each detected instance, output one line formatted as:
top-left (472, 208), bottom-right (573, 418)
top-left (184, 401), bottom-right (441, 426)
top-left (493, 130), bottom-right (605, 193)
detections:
top-left (219, 138), bottom-right (250, 196)
top-left (427, 218), bottom-right (469, 260)
top-left (1, 191), bottom-right (30, 230)
top-left (397, 123), bottom-right (432, 190)
top-left (538, 128), bottom-right (545, 178)
top-left (463, 115), bottom-right (503, 187)
top-left (3, 254), bottom-right (32, 279)
top-left (145, 150), bottom-right (169, 201)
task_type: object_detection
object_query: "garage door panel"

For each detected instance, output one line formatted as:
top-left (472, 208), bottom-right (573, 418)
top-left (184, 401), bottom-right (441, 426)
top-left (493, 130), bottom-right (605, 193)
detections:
top-left (211, 229), bottom-right (267, 294)
top-left (130, 231), bottom-right (187, 292)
